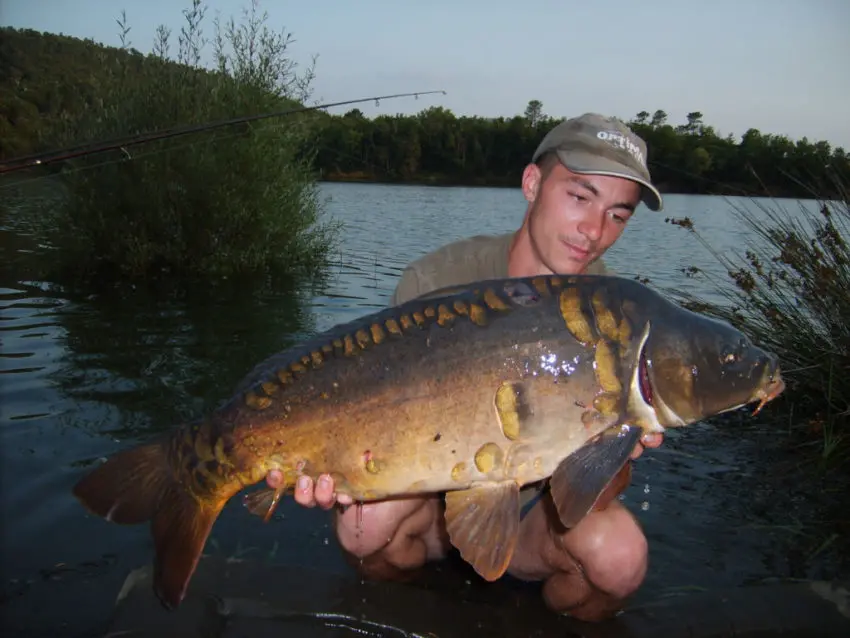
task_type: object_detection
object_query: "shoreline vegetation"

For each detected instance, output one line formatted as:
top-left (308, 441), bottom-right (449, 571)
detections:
top-left (1, 2), bottom-right (848, 468)
top-left (1, 3), bottom-right (339, 284)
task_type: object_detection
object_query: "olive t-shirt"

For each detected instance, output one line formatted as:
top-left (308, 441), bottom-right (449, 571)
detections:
top-left (390, 232), bottom-right (610, 305)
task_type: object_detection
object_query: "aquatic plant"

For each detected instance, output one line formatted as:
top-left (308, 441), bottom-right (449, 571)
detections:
top-left (664, 168), bottom-right (850, 465)
top-left (40, 0), bottom-right (338, 282)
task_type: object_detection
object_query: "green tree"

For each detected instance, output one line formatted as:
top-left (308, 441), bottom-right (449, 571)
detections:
top-left (524, 99), bottom-right (544, 127)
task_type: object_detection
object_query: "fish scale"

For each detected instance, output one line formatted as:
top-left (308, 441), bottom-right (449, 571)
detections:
top-left (71, 273), bottom-right (786, 610)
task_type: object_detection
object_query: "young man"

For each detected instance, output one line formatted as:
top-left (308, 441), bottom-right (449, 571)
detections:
top-left (266, 113), bottom-right (665, 621)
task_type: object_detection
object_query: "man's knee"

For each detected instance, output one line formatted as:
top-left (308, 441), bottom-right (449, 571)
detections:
top-left (570, 503), bottom-right (648, 599)
top-left (333, 501), bottom-right (404, 558)
top-left (333, 495), bottom-right (446, 567)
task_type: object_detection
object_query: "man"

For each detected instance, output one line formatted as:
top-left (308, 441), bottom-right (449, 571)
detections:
top-left (266, 113), bottom-right (665, 621)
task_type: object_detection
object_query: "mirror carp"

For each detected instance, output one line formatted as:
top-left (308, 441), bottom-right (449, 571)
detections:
top-left (72, 274), bottom-right (785, 609)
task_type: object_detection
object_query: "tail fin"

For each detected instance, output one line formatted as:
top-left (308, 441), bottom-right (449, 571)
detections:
top-left (72, 440), bottom-right (227, 609)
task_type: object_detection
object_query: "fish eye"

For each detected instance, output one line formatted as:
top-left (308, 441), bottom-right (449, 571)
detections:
top-left (721, 338), bottom-right (749, 365)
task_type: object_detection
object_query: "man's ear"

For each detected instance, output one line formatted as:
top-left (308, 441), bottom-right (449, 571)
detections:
top-left (521, 163), bottom-right (541, 203)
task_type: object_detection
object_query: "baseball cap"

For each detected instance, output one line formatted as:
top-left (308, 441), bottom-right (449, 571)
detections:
top-left (531, 113), bottom-right (663, 211)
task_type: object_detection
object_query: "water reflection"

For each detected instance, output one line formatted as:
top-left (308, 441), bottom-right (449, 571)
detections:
top-left (46, 275), bottom-right (317, 440)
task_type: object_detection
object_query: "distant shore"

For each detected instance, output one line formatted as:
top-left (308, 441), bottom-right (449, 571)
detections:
top-left (318, 171), bottom-right (809, 199)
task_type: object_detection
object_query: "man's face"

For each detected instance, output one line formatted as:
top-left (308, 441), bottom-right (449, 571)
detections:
top-left (520, 157), bottom-right (641, 275)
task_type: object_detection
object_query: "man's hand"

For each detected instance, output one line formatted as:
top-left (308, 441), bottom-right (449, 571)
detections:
top-left (630, 433), bottom-right (663, 460)
top-left (266, 470), bottom-right (354, 510)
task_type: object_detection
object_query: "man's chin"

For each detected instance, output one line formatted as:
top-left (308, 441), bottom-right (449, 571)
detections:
top-left (552, 255), bottom-right (595, 276)
top-left (558, 242), bottom-right (596, 269)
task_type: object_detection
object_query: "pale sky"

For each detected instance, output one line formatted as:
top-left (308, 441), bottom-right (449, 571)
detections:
top-left (3, 0), bottom-right (849, 149)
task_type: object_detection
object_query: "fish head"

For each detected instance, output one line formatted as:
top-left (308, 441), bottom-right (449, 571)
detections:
top-left (627, 309), bottom-right (785, 431)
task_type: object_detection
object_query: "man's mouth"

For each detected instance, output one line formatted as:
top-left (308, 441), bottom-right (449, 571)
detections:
top-left (561, 240), bottom-right (592, 260)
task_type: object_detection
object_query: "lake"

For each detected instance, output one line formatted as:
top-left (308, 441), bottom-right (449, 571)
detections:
top-left (1, 180), bottom-right (847, 636)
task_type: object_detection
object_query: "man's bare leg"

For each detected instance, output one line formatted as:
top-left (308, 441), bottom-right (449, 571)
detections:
top-left (507, 492), bottom-right (648, 621)
top-left (333, 495), bottom-right (449, 581)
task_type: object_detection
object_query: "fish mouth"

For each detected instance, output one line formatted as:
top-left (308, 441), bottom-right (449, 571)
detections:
top-left (751, 365), bottom-right (785, 416)
top-left (717, 359), bottom-right (785, 417)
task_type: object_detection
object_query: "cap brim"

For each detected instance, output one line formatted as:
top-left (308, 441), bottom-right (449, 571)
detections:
top-left (555, 149), bottom-right (664, 212)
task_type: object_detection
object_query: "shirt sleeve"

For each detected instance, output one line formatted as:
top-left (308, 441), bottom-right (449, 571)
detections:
top-left (390, 265), bottom-right (425, 306)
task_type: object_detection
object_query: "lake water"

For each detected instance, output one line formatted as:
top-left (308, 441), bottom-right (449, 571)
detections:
top-left (1, 180), bottom-right (847, 636)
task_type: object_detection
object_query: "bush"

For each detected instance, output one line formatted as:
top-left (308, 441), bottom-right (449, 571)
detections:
top-left (664, 170), bottom-right (850, 464)
top-left (43, 0), bottom-right (338, 282)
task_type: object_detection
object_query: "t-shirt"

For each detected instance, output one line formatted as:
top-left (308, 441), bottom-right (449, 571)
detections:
top-left (390, 232), bottom-right (610, 305)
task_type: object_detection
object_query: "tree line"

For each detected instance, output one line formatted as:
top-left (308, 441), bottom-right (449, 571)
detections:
top-left (2, 26), bottom-right (847, 199)
top-left (314, 101), bottom-right (848, 198)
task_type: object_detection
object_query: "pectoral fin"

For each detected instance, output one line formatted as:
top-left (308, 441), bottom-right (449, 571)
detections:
top-left (444, 481), bottom-right (520, 581)
top-left (549, 425), bottom-right (641, 529)
top-left (242, 486), bottom-right (286, 522)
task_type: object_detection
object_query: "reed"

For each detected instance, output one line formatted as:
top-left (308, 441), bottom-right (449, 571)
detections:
top-left (664, 168), bottom-right (850, 465)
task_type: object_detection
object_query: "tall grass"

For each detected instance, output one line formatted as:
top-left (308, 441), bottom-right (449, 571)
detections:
top-left (664, 169), bottom-right (850, 464)
top-left (42, 0), bottom-right (338, 283)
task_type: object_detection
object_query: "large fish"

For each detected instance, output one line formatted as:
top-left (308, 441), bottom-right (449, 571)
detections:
top-left (72, 274), bottom-right (785, 609)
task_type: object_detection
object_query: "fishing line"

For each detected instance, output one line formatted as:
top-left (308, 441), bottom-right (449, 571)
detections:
top-left (0, 90), bottom-right (447, 175)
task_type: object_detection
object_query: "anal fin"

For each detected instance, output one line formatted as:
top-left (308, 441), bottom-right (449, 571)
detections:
top-left (549, 424), bottom-right (641, 529)
top-left (444, 481), bottom-right (520, 581)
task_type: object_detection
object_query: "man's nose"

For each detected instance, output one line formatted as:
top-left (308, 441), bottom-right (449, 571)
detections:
top-left (577, 210), bottom-right (604, 241)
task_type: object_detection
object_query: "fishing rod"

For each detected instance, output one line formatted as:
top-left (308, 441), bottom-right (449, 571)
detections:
top-left (0, 90), bottom-right (447, 175)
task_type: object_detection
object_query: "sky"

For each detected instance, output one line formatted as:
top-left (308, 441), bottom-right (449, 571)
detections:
top-left (3, 0), bottom-right (849, 149)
